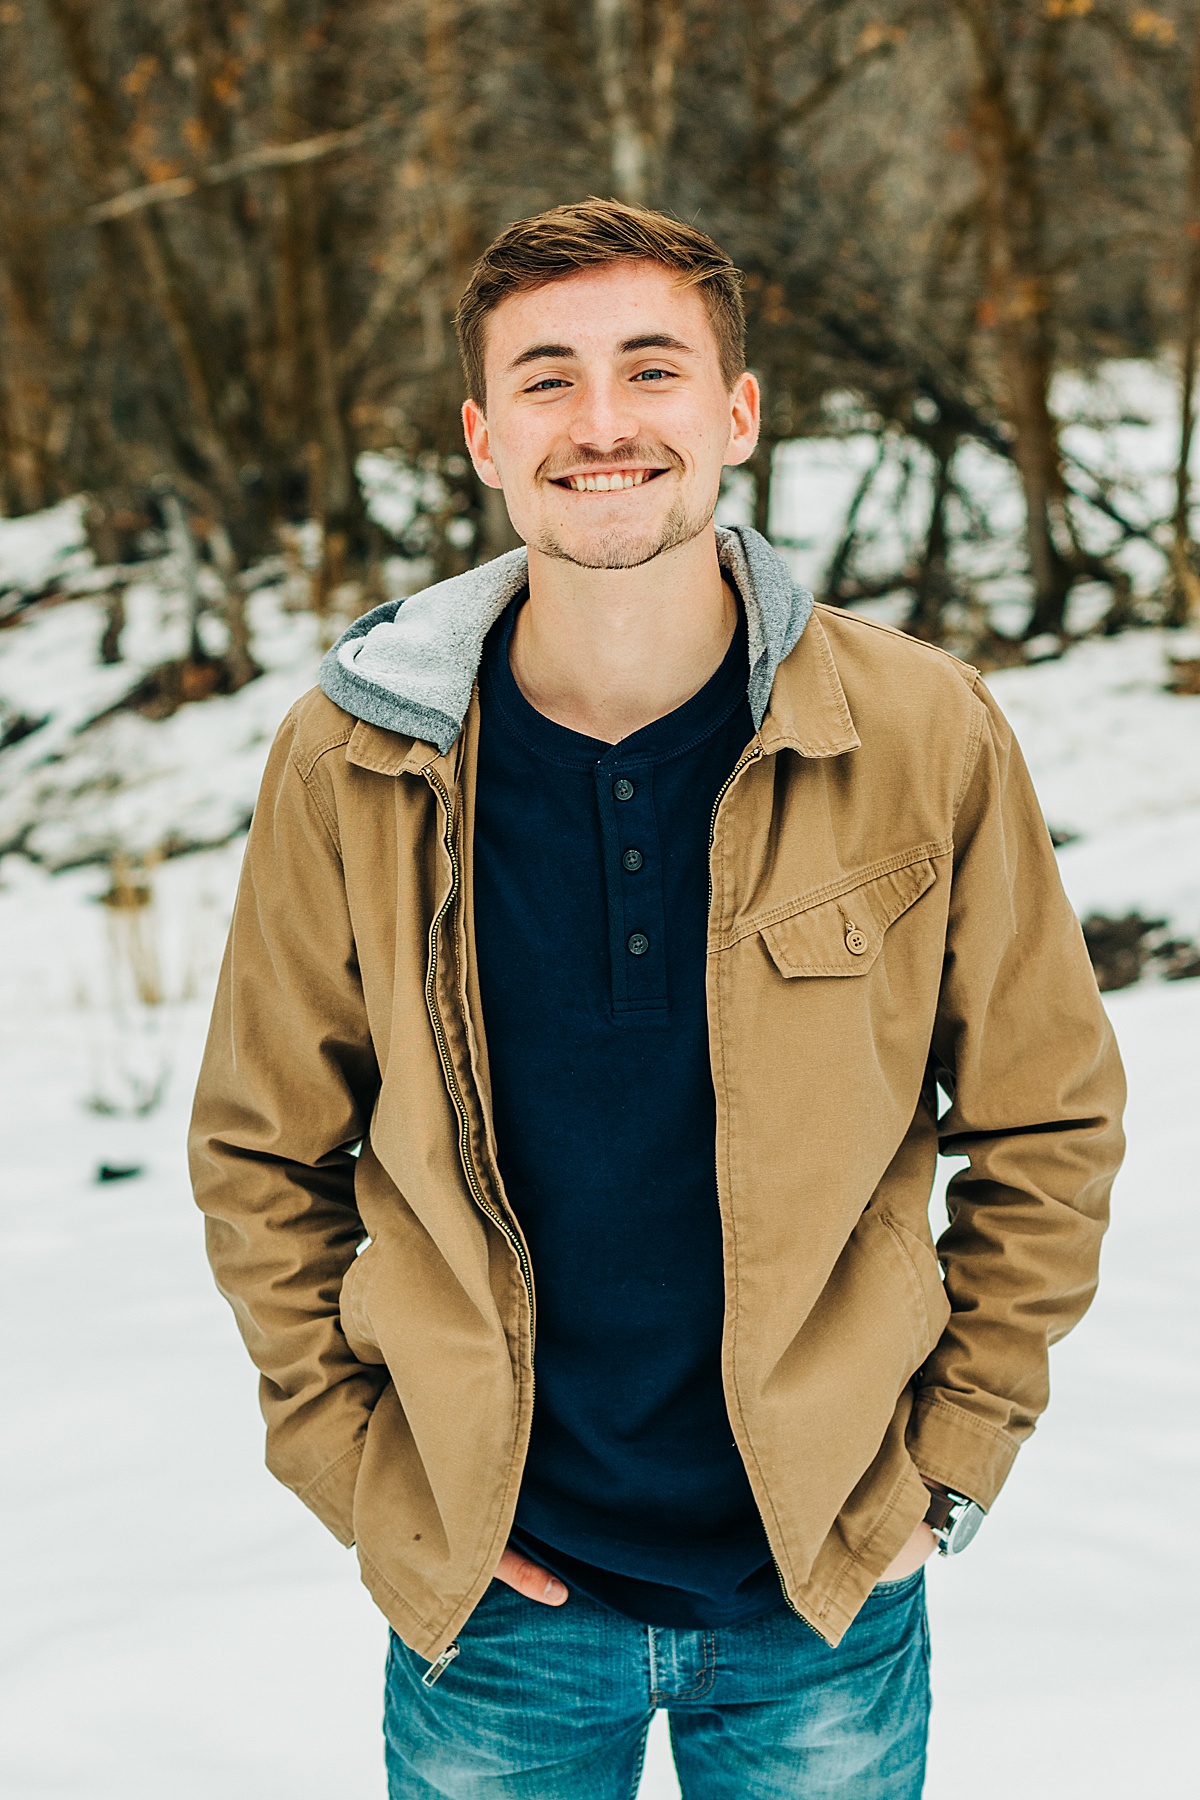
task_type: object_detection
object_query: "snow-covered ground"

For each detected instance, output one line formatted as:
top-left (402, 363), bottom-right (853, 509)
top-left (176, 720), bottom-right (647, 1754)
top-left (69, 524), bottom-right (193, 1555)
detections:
top-left (1, 500), bottom-right (1198, 1795)
top-left (0, 582), bottom-right (323, 868)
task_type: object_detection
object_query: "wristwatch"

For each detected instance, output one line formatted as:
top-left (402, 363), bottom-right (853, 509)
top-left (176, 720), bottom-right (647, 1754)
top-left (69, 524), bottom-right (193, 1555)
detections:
top-left (923, 1485), bottom-right (986, 1556)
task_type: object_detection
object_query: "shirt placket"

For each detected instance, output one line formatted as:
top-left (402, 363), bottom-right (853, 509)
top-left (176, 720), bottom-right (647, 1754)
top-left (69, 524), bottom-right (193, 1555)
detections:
top-left (596, 761), bottom-right (668, 1016)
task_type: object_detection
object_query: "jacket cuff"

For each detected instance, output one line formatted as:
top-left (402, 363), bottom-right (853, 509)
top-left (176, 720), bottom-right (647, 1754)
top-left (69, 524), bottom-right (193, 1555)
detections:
top-left (295, 1441), bottom-right (365, 1547)
top-left (906, 1395), bottom-right (1021, 1510)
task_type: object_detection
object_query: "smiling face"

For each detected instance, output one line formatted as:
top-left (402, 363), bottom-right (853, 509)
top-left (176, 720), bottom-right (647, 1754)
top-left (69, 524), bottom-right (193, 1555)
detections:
top-left (461, 261), bottom-right (759, 571)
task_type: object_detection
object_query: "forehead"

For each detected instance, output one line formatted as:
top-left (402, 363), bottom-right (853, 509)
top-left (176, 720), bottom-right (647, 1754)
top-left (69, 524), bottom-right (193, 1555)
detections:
top-left (483, 261), bottom-right (718, 378)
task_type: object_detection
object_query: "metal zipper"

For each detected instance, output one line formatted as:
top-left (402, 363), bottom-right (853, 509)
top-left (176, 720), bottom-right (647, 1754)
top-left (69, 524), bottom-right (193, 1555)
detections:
top-left (420, 1640), bottom-right (460, 1688)
top-left (707, 743), bottom-right (763, 905)
top-left (422, 766), bottom-right (536, 1337)
top-left (768, 1549), bottom-right (822, 1631)
top-left (706, 738), bottom-right (814, 1629)
top-left (418, 766), bottom-right (538, 1686)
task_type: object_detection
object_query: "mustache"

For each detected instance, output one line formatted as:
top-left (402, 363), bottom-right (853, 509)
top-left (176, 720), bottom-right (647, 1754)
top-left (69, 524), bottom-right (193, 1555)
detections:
top-left (538, 442), bottom-right (684, 481)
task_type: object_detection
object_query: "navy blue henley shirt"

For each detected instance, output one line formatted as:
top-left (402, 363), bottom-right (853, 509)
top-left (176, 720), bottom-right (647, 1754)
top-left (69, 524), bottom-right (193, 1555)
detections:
top-left (472, 594), bottom-right (782, 1629)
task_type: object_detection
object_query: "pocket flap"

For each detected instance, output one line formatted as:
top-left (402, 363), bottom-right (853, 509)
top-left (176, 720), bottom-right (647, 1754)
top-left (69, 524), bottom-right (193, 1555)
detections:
top-left (761, 856), bottom-right (939, 977)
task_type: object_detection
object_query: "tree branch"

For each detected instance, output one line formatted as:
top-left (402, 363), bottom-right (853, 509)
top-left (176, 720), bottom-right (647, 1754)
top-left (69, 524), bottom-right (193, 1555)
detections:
top-left (770, 31), bottom-right (903, 134)
top-left (85, 111), bottom-right (402, 224)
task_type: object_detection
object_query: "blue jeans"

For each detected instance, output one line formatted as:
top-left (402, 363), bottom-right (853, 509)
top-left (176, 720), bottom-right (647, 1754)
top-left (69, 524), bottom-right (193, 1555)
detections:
top-left (383, 1568), bottom-right (930, 1798)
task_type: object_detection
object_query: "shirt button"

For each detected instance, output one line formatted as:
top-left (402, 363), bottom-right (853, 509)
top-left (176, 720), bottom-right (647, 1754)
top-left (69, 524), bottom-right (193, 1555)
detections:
top-left (621, 848), bottom-right (644, 872)
top-left (613, 777), bottom-right (635, 801)
top-left (627, 932), bottom-right (650, 956)
top-left (845, 925), bottom-right (868, 955)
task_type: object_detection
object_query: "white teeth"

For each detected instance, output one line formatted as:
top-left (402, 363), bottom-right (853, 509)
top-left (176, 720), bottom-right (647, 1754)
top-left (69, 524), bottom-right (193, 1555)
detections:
top-left (567, 470), bottom-right (650, 492)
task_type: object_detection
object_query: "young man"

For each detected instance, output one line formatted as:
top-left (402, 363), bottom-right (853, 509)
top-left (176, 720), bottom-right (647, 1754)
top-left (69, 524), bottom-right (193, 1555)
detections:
top-left (191, 200), bottom-right (1124, 1798)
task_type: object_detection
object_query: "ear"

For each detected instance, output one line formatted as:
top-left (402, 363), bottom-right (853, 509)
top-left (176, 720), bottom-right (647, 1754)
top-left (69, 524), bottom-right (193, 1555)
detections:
top-left (723, 371), bottom-right (760, 469)
top-left (462, 398), bottom-right (503, 490)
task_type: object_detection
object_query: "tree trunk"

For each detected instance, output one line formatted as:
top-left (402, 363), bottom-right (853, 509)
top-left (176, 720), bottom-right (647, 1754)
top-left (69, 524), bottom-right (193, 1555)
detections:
top-left (123, 211), bottom-right (246, 509)
top-left (160, 490), bottom-right (206, 665)
top-left (423, 0), bottom-right (486, 578)
top-left (208, 522), bottom-right (260, 691)
top-left (751, 432), bottom-right (777, 538)
top-left (956, 2), bottom-right (1074, 640)
top-left (907, 432), bottom-right (957, 640)
top-left (648, 0), bottom-right (684, 201)
top-left (0, 252), bottom-right (56, 514)
top-left (594, 0), bottom-right (647, 203)
top-left (44, 0), bottom-right (245, 515)
top-left (99, 587), bottom-right (126, 665)
top-left (1169, 18), bottom-right (1200, 629)
top-left (0, 24), bottom-right (62, 514)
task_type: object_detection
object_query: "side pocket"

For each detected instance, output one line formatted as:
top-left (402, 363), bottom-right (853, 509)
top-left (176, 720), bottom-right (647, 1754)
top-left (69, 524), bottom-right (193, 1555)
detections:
top-left (339, 1241), bottom-right (387, 1364)
top-left (881, 1215), bottom-right (951, 1359)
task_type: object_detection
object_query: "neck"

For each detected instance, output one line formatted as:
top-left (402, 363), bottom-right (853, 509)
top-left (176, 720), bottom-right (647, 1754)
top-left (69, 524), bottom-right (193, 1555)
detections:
top-left (509, 528), bottom-right (738, 743)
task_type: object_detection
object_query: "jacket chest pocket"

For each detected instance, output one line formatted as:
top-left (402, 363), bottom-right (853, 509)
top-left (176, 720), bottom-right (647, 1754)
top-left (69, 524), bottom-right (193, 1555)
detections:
top-left (758, 852), bottom-right (941, 978)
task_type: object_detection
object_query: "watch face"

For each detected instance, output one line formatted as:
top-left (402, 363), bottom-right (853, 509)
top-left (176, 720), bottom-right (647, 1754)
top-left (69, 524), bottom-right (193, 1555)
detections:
top-left (945, 1499), bottom-right (986, 1555)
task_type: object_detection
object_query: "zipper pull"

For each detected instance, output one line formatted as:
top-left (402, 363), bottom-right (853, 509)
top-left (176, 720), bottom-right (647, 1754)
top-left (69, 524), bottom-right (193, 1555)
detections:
top-left (420, 1640), bottom-right (460, 1688)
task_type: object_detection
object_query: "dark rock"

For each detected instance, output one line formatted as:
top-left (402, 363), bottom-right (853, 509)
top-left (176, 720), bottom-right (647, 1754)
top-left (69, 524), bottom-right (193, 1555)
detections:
top-left (1082, 912), bottom-right (1200, 990)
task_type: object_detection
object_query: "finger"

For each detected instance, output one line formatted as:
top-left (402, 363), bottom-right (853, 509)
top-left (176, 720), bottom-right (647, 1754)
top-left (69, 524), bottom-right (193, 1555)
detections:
top-left (495, 1548), bottom-right (569, 1605)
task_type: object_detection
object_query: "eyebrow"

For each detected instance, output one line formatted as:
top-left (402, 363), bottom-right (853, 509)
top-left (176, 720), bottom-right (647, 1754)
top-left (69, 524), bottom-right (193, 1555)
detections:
top-left (506, 332), bottom-right (696, 374)
top-left (506, 342), bottom-right (571, 372)
top-left (619, 333), bottom-right (694, 355)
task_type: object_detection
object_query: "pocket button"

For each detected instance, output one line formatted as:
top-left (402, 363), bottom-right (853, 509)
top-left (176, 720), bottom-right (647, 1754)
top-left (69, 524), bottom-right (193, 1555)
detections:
top-left (845, 926), bottom-right (868, 955)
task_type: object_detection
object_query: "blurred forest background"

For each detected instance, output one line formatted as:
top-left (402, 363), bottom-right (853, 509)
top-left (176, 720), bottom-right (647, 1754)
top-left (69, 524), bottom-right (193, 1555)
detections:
top-left (3, 12), bottom-right (1200, 1795)
top-left (2, 0), bottom-right (1200, 670)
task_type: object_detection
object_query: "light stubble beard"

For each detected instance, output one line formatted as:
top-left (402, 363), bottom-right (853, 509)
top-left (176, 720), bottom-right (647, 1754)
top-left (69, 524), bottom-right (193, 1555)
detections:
top-left (529, 443), bottom-right (715, 571)
top-left (532, 488), bottom-right (716, 570)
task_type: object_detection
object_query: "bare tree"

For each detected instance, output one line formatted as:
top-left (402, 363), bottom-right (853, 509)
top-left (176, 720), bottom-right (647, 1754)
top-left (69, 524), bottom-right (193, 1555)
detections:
top-left (0, 0), bottom-right (1189, 665)
top-left (1165, 5), bottom-right (1200, 623)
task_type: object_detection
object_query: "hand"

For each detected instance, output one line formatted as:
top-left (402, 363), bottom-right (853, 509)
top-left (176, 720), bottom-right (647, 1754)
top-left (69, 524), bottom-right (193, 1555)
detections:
top-left (878, 1520), bottom-right (937, 1583)
top-left (494, 1542), bottom-right (569, 1605)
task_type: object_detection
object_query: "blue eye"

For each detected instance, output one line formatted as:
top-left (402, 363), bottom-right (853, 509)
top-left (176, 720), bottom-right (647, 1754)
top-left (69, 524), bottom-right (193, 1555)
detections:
top-left (526, 377), bottom-right (569, 392)
top-left (633, 368), bottom-right (670, 381)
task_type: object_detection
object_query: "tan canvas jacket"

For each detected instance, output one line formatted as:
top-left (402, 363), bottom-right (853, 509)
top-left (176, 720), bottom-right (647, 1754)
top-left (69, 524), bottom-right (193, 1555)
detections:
top-left (190, 528), bottom-right (1124, 1662)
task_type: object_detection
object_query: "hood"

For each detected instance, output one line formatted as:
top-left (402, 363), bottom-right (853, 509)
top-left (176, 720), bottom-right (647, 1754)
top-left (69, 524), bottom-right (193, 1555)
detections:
top-left (319, 525), bottom-right (813, 755)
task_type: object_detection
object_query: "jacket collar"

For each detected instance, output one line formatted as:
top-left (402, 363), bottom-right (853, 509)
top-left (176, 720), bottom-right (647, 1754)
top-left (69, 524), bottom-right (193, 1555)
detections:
top-left (345, 720), bottom-right (439, 777)
top-left (343, 615), bottom-right (860, 777)
top-left (322, 525), bottom-right (815, 757)
top-left (758, 608), bottom-right (860, 760)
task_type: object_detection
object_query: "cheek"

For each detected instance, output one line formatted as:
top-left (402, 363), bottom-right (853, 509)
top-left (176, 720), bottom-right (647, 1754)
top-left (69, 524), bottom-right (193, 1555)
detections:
top-left (661, 398), bottom-right (732, 470)
top-left (488, 425), bottom-right (544, 492)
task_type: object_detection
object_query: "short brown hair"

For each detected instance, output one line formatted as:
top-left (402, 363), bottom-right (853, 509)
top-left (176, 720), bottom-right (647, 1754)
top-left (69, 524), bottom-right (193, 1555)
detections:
top-left (454, 197), bottom-right (746, 405)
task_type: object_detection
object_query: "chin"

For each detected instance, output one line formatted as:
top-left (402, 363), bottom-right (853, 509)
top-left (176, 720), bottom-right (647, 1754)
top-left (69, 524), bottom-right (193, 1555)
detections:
top-left (533, 499), bottom-right (712, 571)
top-left (544, 531), bottom-right (671, 571)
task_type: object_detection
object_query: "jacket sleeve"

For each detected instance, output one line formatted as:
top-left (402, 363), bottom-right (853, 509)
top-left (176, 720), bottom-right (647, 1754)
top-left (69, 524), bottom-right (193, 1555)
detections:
top-left (906, 676), bottom-right (1125, 1508)
top-left (189, 705), bottom-right (387, 1545)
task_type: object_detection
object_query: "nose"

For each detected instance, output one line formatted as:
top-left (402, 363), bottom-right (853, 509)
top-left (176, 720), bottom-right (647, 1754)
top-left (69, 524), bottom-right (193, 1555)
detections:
top-left (566, 370), bottom-right (640, 454)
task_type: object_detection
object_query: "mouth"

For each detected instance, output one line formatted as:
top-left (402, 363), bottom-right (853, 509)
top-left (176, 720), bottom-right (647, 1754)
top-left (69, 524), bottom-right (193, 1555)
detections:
top-left (550, 467), bottom-right (668, 493)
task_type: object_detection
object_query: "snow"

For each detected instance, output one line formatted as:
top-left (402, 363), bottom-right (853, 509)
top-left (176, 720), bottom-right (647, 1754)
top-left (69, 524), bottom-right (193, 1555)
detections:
top-left (984, 631), bottom-right (1200, 939)
top-left (0, 855), bottom-right (384, 1799)
top-left (985, 629), bottom-right (1200, 838)
top-left (0, 584), bottom-right (322, 867)
top-left (1, 470), bottom-right (1198, 1795)
top-left (0, 496), bottom-right (92, 602)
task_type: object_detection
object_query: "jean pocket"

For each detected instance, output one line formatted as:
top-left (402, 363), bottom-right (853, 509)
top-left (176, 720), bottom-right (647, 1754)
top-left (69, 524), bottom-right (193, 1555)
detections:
top-left (869, 1566), bottom-right (927, 1598)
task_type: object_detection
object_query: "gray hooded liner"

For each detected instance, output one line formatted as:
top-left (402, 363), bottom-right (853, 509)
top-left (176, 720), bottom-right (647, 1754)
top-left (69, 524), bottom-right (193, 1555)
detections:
top-left (319, 525), bottom-right (813, 755)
